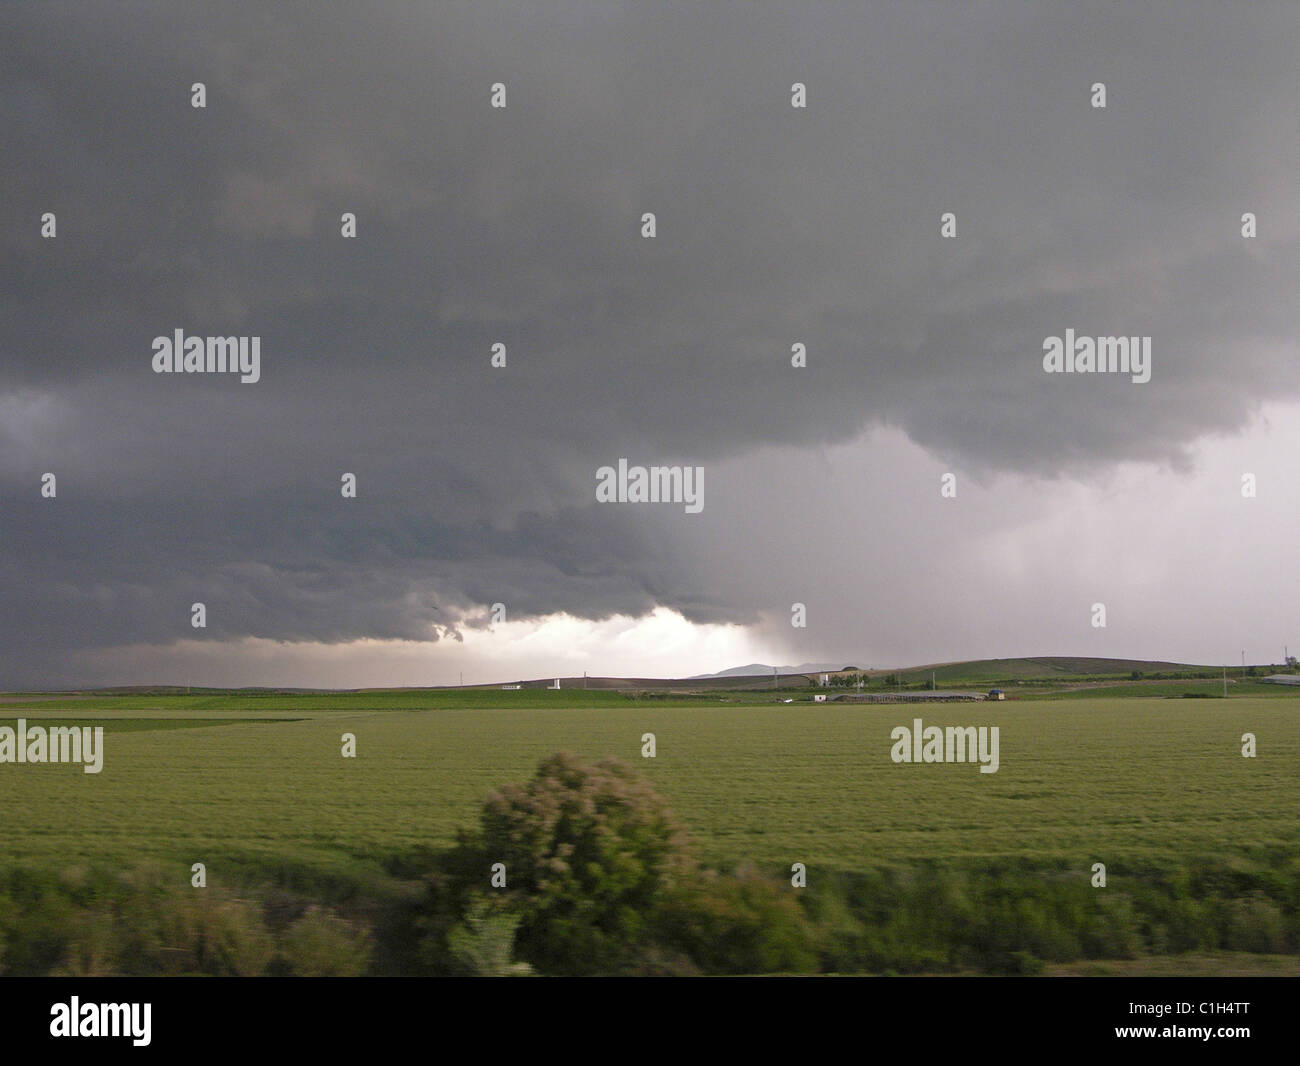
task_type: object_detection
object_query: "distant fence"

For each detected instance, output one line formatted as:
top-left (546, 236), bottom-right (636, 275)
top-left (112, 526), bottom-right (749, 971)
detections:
top-left (831, 692), bottom-right (987, 703)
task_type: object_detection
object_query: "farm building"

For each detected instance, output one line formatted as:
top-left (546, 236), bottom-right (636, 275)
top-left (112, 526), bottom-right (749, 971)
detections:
top-left (987, 689), bottom-right (1005, 700)
top-left (828, 690), bottom-right (986, 704)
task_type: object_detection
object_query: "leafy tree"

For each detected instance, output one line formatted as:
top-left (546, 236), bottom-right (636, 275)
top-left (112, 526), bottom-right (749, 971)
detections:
top-left (471, 752), bottom-right (694, 974)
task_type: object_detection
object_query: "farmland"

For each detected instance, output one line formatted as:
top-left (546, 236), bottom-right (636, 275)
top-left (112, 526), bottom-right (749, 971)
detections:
top-left (0, 694), bottom-right (1295, 878)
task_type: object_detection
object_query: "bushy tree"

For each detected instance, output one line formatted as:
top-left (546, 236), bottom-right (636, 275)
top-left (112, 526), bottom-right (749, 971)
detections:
top-left (472, 752), bottom-right (694, 974)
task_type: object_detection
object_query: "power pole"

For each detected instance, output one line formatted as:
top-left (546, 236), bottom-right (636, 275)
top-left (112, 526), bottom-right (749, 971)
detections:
top-left (1223, 665), bottom-right (1227, 698)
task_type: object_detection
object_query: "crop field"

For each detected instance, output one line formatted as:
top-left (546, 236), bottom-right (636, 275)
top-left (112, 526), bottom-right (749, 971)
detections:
top-left (1, 695), bottom-right (1296, 879)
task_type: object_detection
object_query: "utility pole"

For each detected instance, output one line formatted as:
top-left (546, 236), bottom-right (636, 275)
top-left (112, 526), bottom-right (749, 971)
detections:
top-left (1223, 665), bottom-right (1227, 698)
top-left (932, 671), bottom-right (936, 691)
top-left (1242, 650), bottom-right (1246, 678)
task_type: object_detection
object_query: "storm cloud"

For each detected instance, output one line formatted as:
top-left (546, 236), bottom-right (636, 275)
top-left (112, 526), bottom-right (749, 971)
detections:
top-left (3, 2), bottom-right (1299, 686)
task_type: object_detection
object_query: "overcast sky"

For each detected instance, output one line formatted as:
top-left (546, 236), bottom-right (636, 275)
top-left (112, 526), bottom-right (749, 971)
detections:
top-left (3, 2), bottom-right (1299, 688)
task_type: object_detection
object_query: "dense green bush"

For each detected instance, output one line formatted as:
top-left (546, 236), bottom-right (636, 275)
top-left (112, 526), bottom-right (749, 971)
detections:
top-left (463, 751), bottom-right (695, 974)
top-left (654, 865), bottom-right (819, 974)
top-left (446, 894), bottom-right (532, 976)
top-left (0, 865), bottom-right (366, 976)
top-left (278, 906), bottom-right (371, 976)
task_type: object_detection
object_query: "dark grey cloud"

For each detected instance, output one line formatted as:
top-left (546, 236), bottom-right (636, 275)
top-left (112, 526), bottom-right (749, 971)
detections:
top-left (2, 2), bottom-right (1299, 684)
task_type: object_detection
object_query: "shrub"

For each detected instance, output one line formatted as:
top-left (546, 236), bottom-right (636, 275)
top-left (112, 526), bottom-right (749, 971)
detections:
top-left (446, 895), bottom-right (532, 976)
top-left (655, 866), bottom-right (819, 974)
top-left (469, 752), bottom-right (695, 974)
top-left (279, 906), bottom-right (372, 976)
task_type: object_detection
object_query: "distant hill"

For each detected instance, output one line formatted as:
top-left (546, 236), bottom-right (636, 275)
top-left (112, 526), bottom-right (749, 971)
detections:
top-left (891, 656), bottom-right (1209, 683)
top-left (18, 656), bottom-right (1272, 699)
top-left (697, 656), bottom-right (1217, 684)
top-left (689, 662), bottom-right (850, 679)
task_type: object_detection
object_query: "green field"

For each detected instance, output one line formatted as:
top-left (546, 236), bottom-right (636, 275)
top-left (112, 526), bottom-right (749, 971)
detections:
top-left (1, 695), bottom-right (1295, 878)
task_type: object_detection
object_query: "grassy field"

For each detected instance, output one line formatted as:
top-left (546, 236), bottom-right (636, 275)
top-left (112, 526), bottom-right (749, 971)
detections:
top-left (0, 694), bottom-right (1295, 879)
